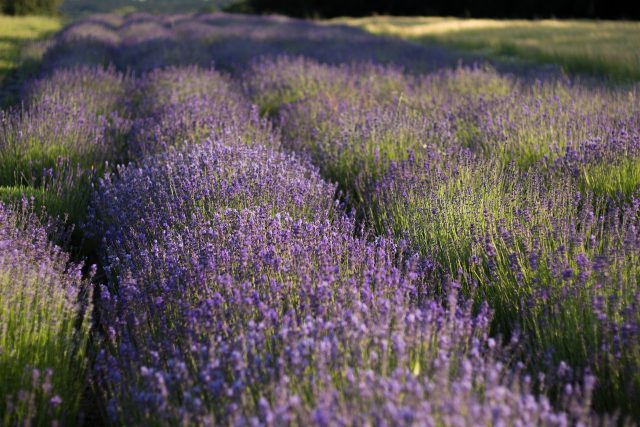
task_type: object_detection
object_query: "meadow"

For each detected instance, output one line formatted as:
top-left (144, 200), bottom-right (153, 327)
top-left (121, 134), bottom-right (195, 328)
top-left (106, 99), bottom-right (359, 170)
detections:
top-left (0, 12), bottom-right (639, 426)
top-left (336, 16), bottom-right (640, 81)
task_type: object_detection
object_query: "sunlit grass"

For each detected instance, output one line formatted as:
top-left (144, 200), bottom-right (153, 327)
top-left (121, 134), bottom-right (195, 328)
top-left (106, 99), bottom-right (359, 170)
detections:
top-left (0, 16), bottom-right (61, 82)
top-left (0, 173), bottom-right (93, 229)
top-left (334, 16), bottom-right (640, 80)
top-left (581, 157), bottom-right (640, 200)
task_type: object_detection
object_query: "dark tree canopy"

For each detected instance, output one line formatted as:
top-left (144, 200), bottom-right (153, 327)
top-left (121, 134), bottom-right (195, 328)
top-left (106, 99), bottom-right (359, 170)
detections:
top-left (244, 0), bottom-right (640, 19)
top-left (1, 0), bottom-right (63, 15)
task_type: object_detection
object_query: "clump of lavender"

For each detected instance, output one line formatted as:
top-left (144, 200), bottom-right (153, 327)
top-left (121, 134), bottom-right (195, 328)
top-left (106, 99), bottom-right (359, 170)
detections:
top-left (0, 202), bottom-right (92, 426)
top-left (24, 65), bottom-right (133, 118)
top-left (129, 66), bottom-right (277, 157)
top-left (247, 57), bottom-right (464, 202)
top-left (0, 105), bottom-right (103, 226)
top-left (0, 104), bottom-right (102, 185)
top-left (42, 20), bottom-right (120, 71)
top-left (43, 12), bottom-right (459, 77)
top-left (250, 57), bottom-right (640, 199)
top-left (89, 138), bottom-right (336, 270)
top-left (0, 66), bottom-right (131, 228)
top-left (246, 56), bottom-right (411, 116)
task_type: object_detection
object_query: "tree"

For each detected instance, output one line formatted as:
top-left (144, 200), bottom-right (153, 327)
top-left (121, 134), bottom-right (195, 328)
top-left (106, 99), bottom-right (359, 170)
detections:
top-left (2, 0), bottom-right (62, 15)
top-left (243, 0), bottom-right (640, 19)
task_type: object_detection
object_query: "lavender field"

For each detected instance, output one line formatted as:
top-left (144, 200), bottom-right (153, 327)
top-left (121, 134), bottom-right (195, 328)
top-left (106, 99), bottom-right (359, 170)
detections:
top-left (0, 12), bottom-right (639, 426)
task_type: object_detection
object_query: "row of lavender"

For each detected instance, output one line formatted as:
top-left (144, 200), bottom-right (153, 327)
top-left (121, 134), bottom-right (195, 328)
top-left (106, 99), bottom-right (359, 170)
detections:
top-left (0, 11), bottom-right (637, 425)
top-left (0, 31), bottom-right (274, 421)
top-left (44, 12), bottom-right (459, 73)
top-left (0, 64), bottom-right (131, 424)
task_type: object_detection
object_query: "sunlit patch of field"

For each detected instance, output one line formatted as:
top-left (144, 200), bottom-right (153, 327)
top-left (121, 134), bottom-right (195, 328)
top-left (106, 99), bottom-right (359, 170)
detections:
top-left (0, 16), bottom-right (61, 82)
top-left (334, 16), bottom-right (640, 80)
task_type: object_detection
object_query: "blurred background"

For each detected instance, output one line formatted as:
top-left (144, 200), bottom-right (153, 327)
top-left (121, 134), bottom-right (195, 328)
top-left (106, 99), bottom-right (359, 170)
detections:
top-left (0, 0), bottom-right (638, 19)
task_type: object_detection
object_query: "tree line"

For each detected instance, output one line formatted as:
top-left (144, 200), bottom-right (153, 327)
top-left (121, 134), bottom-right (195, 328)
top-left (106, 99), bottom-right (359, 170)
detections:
top-left (1, 0), bottom-right (62, 15)
top-left (1, 0), bottom-right (638, 23)
top-left (240, 0), bottom-right (640, 19)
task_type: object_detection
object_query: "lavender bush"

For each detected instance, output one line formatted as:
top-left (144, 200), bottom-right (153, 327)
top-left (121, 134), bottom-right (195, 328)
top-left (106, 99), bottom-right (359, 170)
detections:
top-left (128, 66), bottom-right (277, 157)
top-left (0, 202), bottom-right (92, 426)
top-left (0, 65), bottom-right (131, 229)
top-left (374, 155), bottom-right (640, 414)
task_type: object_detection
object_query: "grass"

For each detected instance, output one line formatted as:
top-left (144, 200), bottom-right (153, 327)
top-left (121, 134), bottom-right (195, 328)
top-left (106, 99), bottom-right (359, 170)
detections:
top-left (333, 17), bottom-right (640, 81)
top-left (0, 15), bottom-right (61, 83)
top-left (0, 175), bottom-right (92, 229)
top-left (0, 107), bottom-right (104, 232)
top-left (581, 157), bottom-right (640, 200)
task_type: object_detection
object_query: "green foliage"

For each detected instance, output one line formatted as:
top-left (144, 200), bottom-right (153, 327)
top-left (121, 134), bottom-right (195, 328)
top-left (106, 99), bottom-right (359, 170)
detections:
top-left (59, 0), bottom-right (234, 16)
top-left (0, 169), bottom-right (93, 230)
top-left (581, 157), bottom-right (640, 201)
top-left (1, 0), bottom-right (62, 15)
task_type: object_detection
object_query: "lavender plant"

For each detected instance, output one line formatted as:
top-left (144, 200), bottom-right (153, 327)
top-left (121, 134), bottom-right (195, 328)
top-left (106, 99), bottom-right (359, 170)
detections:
top-left (128, 66), bottom-right (277, 157)
top-left (41, 20), bottom-right (120, 71)
top-left (374, 154), bottom-right (640, 416)
top-left (0, 65), bottom-right (131, 227)
top-left (0, 202), bottom-right (92, 426)
top-left (249, 57), bottom-right (640, 202)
